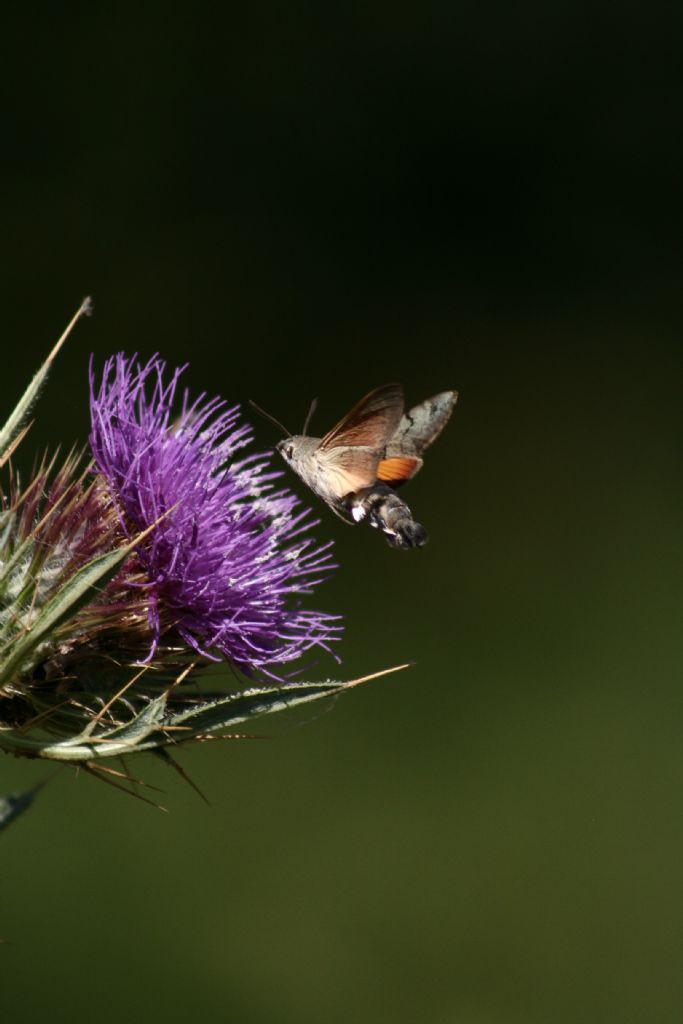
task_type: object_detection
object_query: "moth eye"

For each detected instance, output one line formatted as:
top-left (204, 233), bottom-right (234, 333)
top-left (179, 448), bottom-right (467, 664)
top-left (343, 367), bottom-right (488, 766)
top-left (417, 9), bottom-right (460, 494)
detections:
top-left (285, 444), bottom-right (294, 459)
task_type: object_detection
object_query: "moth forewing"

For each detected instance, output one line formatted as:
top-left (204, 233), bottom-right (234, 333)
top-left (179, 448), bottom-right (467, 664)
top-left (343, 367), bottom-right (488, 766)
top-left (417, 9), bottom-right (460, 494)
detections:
top-left (319, 383), bottom-right (404, 451)
top-left (385, 390), bottom-right (458, 460)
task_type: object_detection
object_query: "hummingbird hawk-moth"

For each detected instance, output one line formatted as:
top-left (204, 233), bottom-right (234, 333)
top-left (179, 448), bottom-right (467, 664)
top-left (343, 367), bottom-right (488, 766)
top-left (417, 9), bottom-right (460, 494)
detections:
top-left (267, 384), bottom-right (457, 549)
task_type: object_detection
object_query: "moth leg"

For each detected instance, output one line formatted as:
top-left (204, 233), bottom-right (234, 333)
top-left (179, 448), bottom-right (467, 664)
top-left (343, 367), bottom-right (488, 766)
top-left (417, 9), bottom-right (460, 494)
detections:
top-left (327, 500), bottom-right (357, 526)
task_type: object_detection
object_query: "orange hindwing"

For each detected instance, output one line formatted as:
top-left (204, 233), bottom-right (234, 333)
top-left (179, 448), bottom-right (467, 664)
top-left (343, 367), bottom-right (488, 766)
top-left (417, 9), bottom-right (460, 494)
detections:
top-left (376, 456), bottom-right (422, 485)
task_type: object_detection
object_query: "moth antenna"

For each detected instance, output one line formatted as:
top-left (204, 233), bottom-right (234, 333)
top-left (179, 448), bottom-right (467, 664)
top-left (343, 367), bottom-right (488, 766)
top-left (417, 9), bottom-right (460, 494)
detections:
top-left (302, 396), bottom-right (318, 436)
top-left (248, 400), bottom-right (292, 437)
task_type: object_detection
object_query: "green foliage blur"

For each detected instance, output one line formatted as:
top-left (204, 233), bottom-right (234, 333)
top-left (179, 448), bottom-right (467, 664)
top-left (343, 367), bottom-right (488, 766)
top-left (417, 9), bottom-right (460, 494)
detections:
top-left (2, 4), bottom-right (683, 1022)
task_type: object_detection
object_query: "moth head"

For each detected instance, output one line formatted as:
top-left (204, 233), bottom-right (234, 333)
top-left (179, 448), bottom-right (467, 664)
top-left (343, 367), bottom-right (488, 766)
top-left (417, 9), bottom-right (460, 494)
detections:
top-left (276, 439), bottom-right (296, 462)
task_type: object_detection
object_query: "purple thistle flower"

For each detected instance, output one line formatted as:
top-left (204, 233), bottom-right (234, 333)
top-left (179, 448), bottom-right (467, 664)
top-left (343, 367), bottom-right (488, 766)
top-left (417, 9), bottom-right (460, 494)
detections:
top-left (89, 353), bottom-right (341, 675)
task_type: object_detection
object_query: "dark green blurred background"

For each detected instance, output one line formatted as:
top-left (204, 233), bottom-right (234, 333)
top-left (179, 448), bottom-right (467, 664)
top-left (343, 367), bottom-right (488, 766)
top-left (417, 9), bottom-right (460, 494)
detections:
top-left (2, 4), bottom-right (683, 1022)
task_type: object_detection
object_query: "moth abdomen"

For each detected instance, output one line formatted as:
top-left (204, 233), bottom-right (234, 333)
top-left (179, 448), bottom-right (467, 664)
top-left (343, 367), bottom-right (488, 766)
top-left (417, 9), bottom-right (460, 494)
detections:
top-left (392, 519), bottom-right (428, 549)
top-left (348, 485), bottom-right (428, 550)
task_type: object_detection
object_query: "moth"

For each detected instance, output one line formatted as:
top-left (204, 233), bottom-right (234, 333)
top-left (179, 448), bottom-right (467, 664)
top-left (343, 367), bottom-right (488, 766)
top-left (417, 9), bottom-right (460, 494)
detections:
top-left (267, 384), bottom-right (457, 549)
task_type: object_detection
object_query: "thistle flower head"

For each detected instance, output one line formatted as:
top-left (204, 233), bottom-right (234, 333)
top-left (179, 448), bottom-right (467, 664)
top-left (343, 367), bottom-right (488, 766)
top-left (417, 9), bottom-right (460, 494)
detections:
top-left (89, 353), bottom-right (340, 674)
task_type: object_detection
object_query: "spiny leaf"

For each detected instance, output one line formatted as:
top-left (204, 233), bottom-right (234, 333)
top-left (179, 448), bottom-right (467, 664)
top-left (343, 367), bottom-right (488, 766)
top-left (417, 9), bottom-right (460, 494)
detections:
top-left (0, 665), bottom-right (410, 762)
top-left (0, 780), bottom-right (48, 833)
top-left (164, 680), bottom-right (361, 734)
top-left (0, 298), bottom-right (92, 463)
top-left (163, 664), bottom-right (411, 738)
top-left (86, 693), bottom-right (168, 746)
